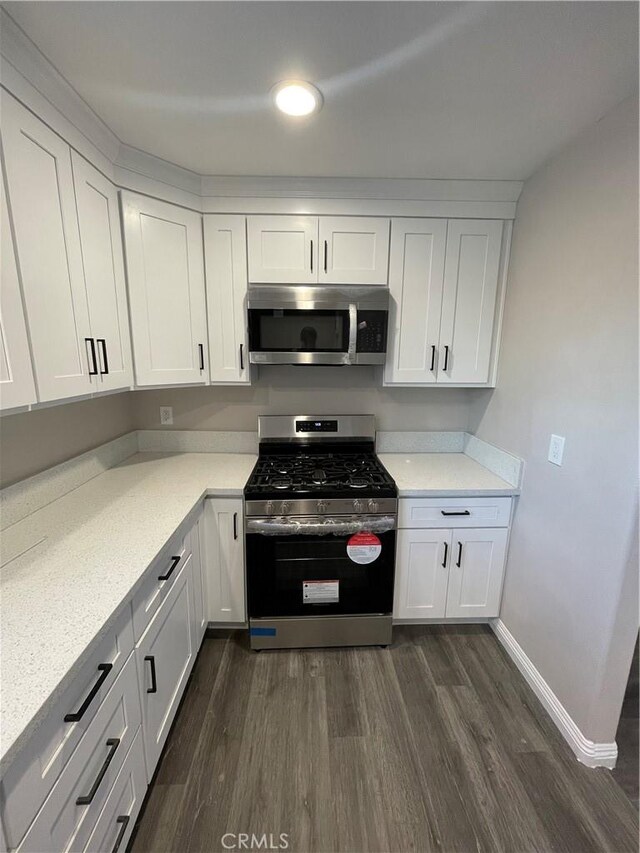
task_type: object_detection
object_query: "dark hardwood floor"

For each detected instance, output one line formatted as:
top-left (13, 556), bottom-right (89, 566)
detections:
top-left (612, 635), bottom-right (639, 809)
top-left (130, 626), bottom-right (639, 853)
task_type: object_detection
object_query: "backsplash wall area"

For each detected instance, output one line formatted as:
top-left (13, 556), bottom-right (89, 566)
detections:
top-left (132, 367), bottom-right (491, 432)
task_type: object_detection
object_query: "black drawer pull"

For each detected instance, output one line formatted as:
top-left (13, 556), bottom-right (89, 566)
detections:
top-left (85, 338), bottom-right (98, 376)
top-left (158, 555), bottom-right (181, 581)
top-left (76, 738), bottom-right (120, 805)
top-left (64, 663), bottom-right (113, 723)
top-left (96, 338), bottom-right (109, 375)
top-left (198, 343), bottom-right (205, 371)
top-left (442, 541), bottom-right (448, 568)
top-left (441, 510), bottom-right (471, 517)
top-left (456, 541), bottom-right (463, 568)
top-left (112, 815), bottom-right (130, 853)
top-left (239, 343), bottom-right (244, 370)
top-left (430, 345), bottom-right (436, 372)
top-left (233, 512), bottom-right (238, 540)
top-left (144, 655), bottom-right (158, 693)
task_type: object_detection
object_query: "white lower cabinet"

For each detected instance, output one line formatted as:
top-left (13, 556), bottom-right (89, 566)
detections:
top-left (394, 498), bottom-right (511, 621)
top-left (190, 513), bottom-right (208, 646)
top-left (83, 729), bottom-right (146, 853)
top-left (136, 552), bottom-right (196, 777)
top-left (203, 498), bottom-right (246, 624)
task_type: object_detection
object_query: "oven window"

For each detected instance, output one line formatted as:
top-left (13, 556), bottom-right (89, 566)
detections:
top-left (248, 309), bottom-right (349, 352)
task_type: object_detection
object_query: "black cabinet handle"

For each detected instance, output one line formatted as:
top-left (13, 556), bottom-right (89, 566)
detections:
top-left (198, 343), bottom-right (205, 371)
top-left (442, 541), bottom-right (448, 568)
top-left (76, 738), bottom-right (120, 805)
top-left (323, 240), bottom-right (328, 272)
top-left (112, 815), bottom-right (130, 853)
top-left (96, 338), bottom-right (109, 375)
top-left (430, 345), bottom-right (436, 372)
top-left (64, 663), bottom-right (113, 722)
top-left (233, 512), bottom-right (238, 540)
top-left (85, 338), bottom-right (98, 376)
top-left (158, 555), bottom-right (181, 582)
top-left (443, 345), bottom-right (450, 371)
top-left (456, 541), bottom-right (463, 567)
top-left (310, 240), bottom-right (313, 272)
top-left (144, 655), bottom-right (157, 694)
top-left (441, 510), bottom-right (471, 517)
top-left (239, 343), bottom-right (244, 370)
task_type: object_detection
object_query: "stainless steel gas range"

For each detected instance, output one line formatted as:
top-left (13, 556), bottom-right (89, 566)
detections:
top-left (244, 415), bottom-right (398, 650)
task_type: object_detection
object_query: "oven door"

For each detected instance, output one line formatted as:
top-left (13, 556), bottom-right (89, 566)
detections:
top-left (246, 515), bottom-right (396, 618)
top-left (248, 306), bottom-right (355, 365)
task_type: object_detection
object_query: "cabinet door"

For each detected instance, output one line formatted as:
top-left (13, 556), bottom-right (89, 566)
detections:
top-left (136, 555), bottom-right (195, 776)
top-left (438, 219), bottom-right (503, 384)
top-left (1, 92), bottom-right (92, 402)
top-left (203, 498), bottom-right (245, 624)
top-left (71, 152), bottom-right (133, 393)
top-left (384, 218), bottom-right (447, 384)
top-left (247, 215), bottom-right (317, 284)
top-left (445, 528), bottom-right (508, 618)
top-left (204, 215), bottom-right (250, 384)
top-left (318, 217), bottom-right (390, 285)
top-left (122, 192), bottom-right (208, 386)
top-left (394, 529), bottom-right (451, 620)
top-left (190, 514), bottom-right (208, 646)
top-left (0, 165), bottom-right (36, 409)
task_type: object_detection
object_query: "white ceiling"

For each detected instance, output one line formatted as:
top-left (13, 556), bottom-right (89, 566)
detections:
top-left (3, 1), bottom-right (638, 180)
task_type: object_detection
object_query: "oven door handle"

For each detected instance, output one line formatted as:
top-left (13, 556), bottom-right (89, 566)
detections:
top-left (246, 516), bottom-right (396, 536)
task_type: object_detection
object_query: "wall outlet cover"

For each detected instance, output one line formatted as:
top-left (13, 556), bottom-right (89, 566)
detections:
top-left (160, 406), bottom-right (173, 426)
top-left (548, 434), bottom-right (565, 466)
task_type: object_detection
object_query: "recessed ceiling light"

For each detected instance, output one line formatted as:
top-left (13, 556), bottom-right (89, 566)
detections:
top-left (272, 80), bottom-right (323, 117)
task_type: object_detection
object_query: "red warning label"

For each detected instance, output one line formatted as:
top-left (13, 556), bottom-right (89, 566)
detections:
top-left (346, 532), bottom-right (382, 564)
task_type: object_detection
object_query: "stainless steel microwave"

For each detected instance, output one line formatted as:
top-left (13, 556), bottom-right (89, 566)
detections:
top-left (247, 286), bottom-right (389, 366)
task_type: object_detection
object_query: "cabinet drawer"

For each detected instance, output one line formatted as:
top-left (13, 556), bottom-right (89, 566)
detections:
top-left (83, 728), bottom-right (146, 853)
top-left (0, 607), bottom-right (134, 848)
top-left (399, 497), bottom-right (512, 529)
top-left (17, 652), bottom-right (141, 853)
top-left (131, 530), bottom-right (192, 642)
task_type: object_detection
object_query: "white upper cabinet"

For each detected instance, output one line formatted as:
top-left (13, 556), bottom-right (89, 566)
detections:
top-left (438, 219), bottom-right (503, 384)
top-left (247, 215), bottom-right (391, 285)
top-left (121, 192), bottom-right (209, 387)
top-left (247, 215), bottom-right (316, 284)
top-left (384, 219), bottom-right (447, 384)
top-left (385, 217), bottom-right (505, 386)
top-left (204, 215), bottom-right (250, 384)
top-left (0, 164), bottom-right (37, 410)
top-left (318, 217), bottom-right (390, 285)
top-left (1, 92), bottom-right (93, 402)
top-left (71, 153), bottom-right (133, 393)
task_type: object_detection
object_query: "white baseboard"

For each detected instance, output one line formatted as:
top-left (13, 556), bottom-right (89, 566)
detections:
top-left (490, 618), bottom-right (618, 769)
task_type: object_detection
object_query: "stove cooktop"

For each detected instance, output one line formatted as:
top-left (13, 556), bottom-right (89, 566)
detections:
top-left (244, 452), bottom-right (397, 500)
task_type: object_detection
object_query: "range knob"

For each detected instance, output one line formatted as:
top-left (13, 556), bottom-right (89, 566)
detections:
top-left (367, 498), bottom-right (379, 513)
top-left (317, 499), bottom-right (328, 513)
top-left (280, 500), bottom-right (291, 515)
top-left (266, 500), bottom-right (274, 515)
top-left (353, 499), bottom-right (363, 512)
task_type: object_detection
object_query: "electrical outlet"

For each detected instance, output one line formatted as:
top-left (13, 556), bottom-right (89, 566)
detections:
top-left (548, 434), bottom-right (565, 466)
top-left (160, 406), bottom-right (173, 426)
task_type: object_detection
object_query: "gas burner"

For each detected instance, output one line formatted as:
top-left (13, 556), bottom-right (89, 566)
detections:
top-left (272, 479), bottom-right (292, 490)
top-left (349, 477), bottom-right (369, 489)
top-left (312, 469), bottom-right (327, 484)
top-left (272, 461), bottom-right (294, 474)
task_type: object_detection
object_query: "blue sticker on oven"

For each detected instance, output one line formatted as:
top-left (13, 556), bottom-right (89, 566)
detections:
top-left (250, 627), bottom-right (277, 637)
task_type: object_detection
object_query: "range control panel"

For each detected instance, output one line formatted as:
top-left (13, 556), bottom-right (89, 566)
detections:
top-left (295, 420), bottom-right (339, 433)
top-left (356, 310), bottom-right (388, 353)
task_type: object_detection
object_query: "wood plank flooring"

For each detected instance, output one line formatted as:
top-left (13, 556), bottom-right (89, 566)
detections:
top-left (130, 626), bottom-right (638, 853)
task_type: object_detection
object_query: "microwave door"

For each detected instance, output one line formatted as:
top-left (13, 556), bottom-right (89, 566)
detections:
top-left (248, 307), bottom-right (352, 365)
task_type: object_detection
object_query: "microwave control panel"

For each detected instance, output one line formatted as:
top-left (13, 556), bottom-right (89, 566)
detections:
top-left (356, 310), bottom-right (388, 353)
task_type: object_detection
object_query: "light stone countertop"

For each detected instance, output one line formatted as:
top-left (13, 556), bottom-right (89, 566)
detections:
top-left (0, 448), bottom-right (516, 774)
top-left (0, 452), bottom-right (256, 774)
top-left (379, 453), bottom-right (519, 496)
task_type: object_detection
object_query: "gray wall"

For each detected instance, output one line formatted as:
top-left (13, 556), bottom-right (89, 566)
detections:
top-left (132, 367), bottom-right (483, 432)
top-left (0, 392), bottom-right (135, 488)
top-left (469, 96), bottom-right (639, 743)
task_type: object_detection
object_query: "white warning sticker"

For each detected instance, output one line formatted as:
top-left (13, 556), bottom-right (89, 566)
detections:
top-left (346, 532), bottom-right (382, 564)
top-left (303, 580), bottom-right (339, 603)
